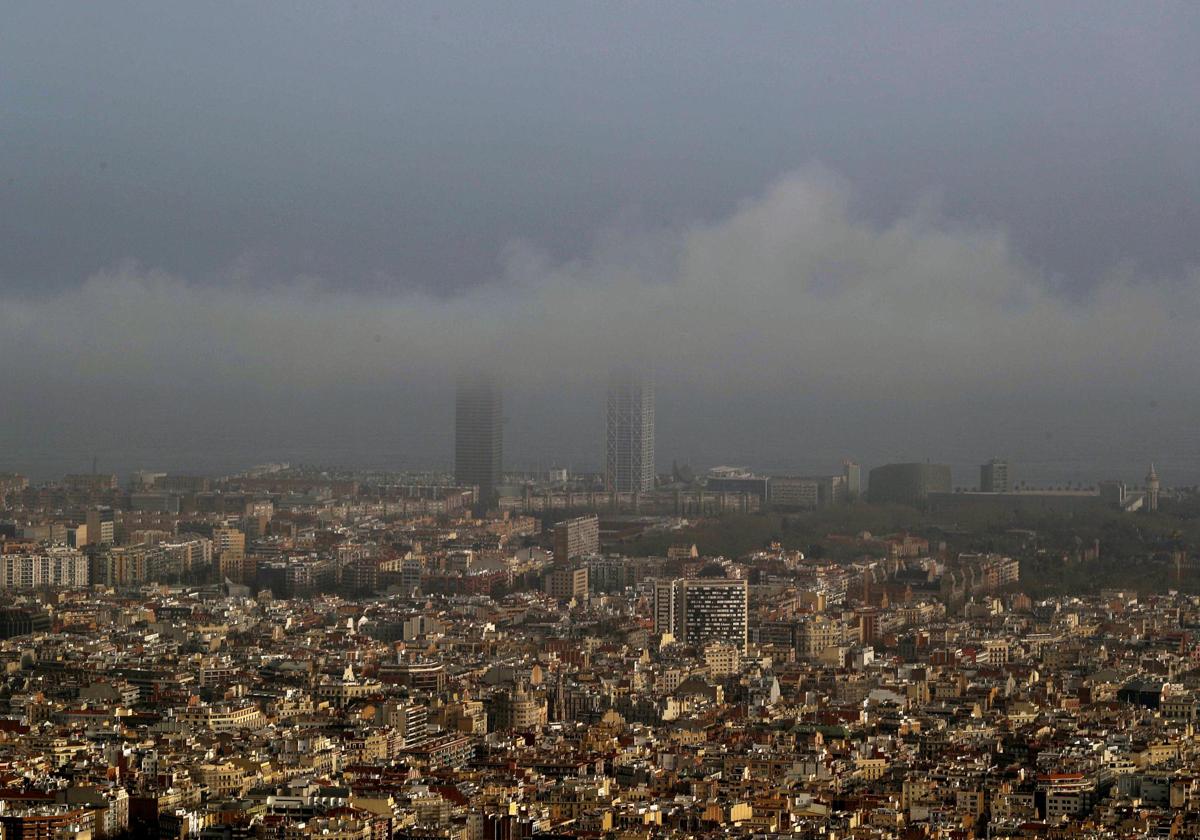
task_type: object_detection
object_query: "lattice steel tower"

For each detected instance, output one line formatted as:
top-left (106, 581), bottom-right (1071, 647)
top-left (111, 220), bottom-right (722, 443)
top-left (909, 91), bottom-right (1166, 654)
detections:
top-left (605, 370), bottom-right (655, 494)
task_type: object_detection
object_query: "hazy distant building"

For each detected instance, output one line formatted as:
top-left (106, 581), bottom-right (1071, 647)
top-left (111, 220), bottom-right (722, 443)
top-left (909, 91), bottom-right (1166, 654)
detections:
top-left (868, 463), bottom-right (952, 506)
top-left (129, 492), bottom-right (180, 514)
top-left (0, 474), bottom-right (26, 508)
top-left (605, 370), bottom-right (655, 494)
top-left (843, 460), bottom-right (862, 500)
top-left (158, 474), bottom-right (211, 494)
top-left (655, 577), bottom-right (748, 652)
top-left (553, 515), bottom-right (600, 563)
top-left (706, 473), bottom-right (770, 501)
top-left (1145, 464), bottom-right (1160, 512)
top-left (769, 475), bottom-right (846, 509)
top-left (980, 459), bottom-right (1010, 493)
top-left (129, 470), bottom-right (166, 491)
top-left (84, 506), bottom-right (115, 546)
top-left (455, 376), bottom-right (503, 510)
top-left (160, 538), bottom-right (213, 577)
top-left (65, 473), bottom-right (118, 492)
top-left (1099, 480), bottom-right (1130, 509)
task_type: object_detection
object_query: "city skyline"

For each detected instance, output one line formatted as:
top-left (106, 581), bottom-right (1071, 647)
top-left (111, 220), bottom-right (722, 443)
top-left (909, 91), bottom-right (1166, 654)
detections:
top-left (0, 428), bottom-right (1177, 495)
top-left (3, 5), bottom-right (1199, 485)
top-left (5, 5), bottom-right (1200, 837)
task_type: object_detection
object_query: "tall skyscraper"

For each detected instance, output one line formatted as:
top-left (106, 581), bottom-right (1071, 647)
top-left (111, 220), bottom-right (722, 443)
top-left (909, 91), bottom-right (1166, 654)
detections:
top-left (455, 376), bottom-right (502, 510)
top-left (605, 370), bottom-right (655, 494)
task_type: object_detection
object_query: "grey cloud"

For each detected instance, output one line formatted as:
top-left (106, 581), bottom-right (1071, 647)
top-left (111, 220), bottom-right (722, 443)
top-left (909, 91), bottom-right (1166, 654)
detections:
top-left (3, 3), bottom-right (1200, 296)
top-left (2, 169), bottom-right (1196, 481)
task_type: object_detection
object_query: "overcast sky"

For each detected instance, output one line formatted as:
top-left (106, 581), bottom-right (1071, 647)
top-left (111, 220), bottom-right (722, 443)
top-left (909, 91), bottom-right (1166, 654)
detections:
top-left (2, 2), bottom-right (1199, 483)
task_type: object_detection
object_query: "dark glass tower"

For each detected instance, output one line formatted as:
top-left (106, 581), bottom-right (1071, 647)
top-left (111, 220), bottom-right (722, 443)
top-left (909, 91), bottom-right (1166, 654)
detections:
top-left (455, 376), bottom-right (502, 511)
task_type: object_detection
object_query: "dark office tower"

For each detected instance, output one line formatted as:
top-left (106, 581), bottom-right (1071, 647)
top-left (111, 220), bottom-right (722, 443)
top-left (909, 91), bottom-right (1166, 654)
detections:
top-left (867, 462), bottom-right (952, 505)
top-left (605, 370), bottom-right (655, 494)
top-left (455, 376), bottom-right (502, 511)
top-left (980, 459), bottom-right (1010, 493)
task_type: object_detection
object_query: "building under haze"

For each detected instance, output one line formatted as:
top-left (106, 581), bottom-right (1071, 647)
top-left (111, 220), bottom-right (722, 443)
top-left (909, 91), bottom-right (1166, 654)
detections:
top-left (769, 475), bottom-right (847, 510)
top-left (980, 458), bottom-right (1010, 493)
top-left (553, 515), bottom-right (600, 563)
top-left (605, 371), bottom-right (655, 494)
top-left (454, 376), bottom-right (503, 510)
top-left (868, 462), bottom-right (952, 506)
top-left (1146, 463), bottom-right (1160, 512)
top-left (843, 460), bottom-right (862, 500)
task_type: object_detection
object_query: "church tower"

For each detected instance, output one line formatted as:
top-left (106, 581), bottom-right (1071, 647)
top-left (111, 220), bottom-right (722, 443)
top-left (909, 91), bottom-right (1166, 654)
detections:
top-left (1145, 464), bottom-right (1160, 512)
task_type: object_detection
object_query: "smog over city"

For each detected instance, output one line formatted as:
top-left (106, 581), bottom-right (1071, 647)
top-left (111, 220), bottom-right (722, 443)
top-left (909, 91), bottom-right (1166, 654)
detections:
top-left (4, 7), bottom-right (1200, 837)
top-left (3, 3), bottom-right (1198, 482)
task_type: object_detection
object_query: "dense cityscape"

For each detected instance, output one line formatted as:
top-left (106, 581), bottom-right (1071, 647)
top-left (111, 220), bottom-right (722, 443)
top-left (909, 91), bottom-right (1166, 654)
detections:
top-left (1, 375), bottom-right (1198, 839)
top-left (8, 5), bottom-right (1200, 840)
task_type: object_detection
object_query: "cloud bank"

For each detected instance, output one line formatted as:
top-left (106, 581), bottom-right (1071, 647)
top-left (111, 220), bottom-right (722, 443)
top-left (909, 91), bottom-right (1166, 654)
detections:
top-left (3, 169), bottom-right (1197, 479)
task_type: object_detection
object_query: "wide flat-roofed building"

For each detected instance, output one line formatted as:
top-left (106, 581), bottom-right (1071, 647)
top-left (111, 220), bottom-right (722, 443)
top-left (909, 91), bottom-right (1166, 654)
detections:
top-left (553, 515), bottom-right (599, 563)
top-left (867, 463), bottom-right (952, 506)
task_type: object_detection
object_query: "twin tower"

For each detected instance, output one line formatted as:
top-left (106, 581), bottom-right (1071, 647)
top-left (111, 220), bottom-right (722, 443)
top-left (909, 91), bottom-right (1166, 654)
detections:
top-left (454, 371), bottom-right (656, 510)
